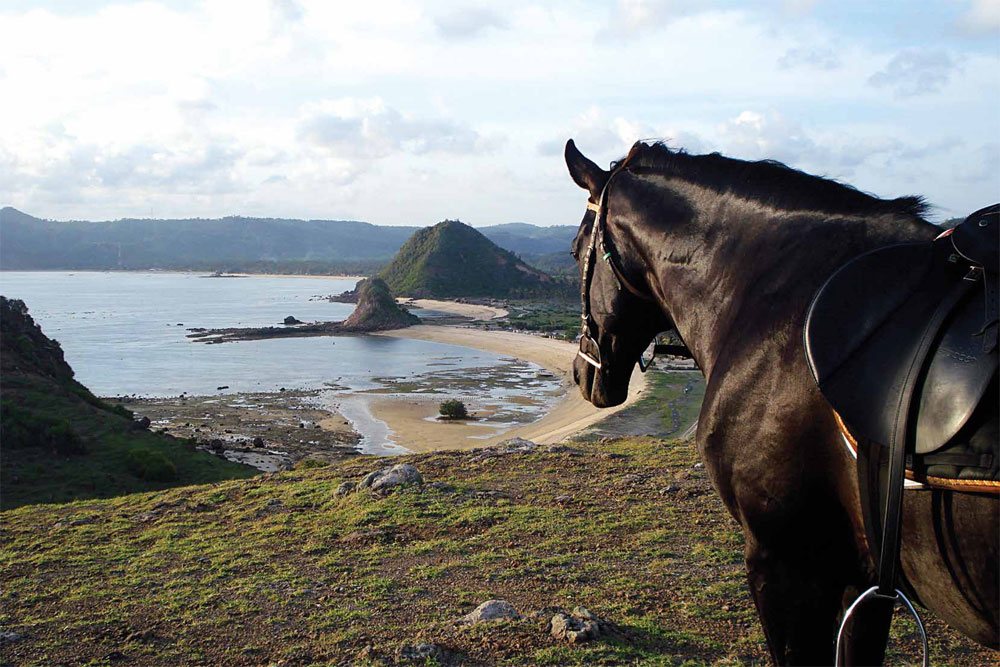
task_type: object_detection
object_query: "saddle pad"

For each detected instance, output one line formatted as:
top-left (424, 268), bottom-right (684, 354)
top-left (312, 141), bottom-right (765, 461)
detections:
top-left (835, 411), bottom-right (1000, 494)
top-left (805, 241), bottom-right (998, 454)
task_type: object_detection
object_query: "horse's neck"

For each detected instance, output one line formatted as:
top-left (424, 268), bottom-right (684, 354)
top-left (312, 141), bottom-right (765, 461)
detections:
top-left (637, 187), bottom-right (936, 379)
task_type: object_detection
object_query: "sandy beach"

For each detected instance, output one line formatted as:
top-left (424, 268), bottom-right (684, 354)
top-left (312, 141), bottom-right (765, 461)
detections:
top-left (398, 298), bottom-right (508, 320)
top-left (374, 325), bottom-right (646, 452)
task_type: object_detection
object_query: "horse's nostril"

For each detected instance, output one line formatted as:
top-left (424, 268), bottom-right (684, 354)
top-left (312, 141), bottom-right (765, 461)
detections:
top-left (573, 365), bottom-right (579, 385)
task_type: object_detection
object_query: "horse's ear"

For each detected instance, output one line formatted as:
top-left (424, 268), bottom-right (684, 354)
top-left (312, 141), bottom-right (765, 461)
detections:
top-left (565, 139), bottom-right (608, 197)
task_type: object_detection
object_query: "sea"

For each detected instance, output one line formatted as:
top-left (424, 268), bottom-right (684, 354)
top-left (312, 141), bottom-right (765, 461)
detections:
top-left (0, 271), bottom-right (561, 453)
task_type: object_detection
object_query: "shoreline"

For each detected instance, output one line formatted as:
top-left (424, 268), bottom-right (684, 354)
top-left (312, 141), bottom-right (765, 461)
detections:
top-left (374, 325), bottom-right (647, 452)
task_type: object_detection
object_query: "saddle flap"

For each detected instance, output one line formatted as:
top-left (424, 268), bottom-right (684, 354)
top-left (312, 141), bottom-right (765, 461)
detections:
top-left (805, 241), bottom-right (997, 454)
top-left (916, 295), bottom-right (998, 453)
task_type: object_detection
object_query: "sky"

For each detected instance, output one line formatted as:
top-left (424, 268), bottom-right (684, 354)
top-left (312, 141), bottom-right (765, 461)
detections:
top-left (0, 0), bottom-right (997, 226)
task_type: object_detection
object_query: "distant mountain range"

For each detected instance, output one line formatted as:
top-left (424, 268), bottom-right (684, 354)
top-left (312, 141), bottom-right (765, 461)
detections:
top-left (0, 207), bottom-right (577, 274)
top-left (379, 220), bottom-right (561, 298)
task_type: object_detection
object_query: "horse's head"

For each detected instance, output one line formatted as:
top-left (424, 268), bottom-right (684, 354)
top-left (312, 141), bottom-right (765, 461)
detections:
top-left (565, 139), bottom-right (674, 407)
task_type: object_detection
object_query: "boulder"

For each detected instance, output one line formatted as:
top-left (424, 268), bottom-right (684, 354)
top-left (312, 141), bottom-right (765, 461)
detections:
top-left (469, 438), bottom-right (538, 461)
top-left (459, 599), bottom-right (521, 625)
top-left (334, 481), bottom-right (356, 497)
top-left (396, 643), bottom-right (442, 661)
top-left (549, 606), bottom-right (615, 644)
top-left (355, 464), bottom-right (423, 494)
top-left (283, 315), bottom-right (303, 325)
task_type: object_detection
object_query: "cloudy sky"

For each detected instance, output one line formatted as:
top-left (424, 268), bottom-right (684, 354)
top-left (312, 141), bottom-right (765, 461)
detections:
top-left (1, 0), bottom-right (997, 226)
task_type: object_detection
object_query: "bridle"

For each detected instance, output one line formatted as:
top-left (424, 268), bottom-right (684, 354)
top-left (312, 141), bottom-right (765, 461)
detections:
top-left (576, 156), bottom-right (679, 373)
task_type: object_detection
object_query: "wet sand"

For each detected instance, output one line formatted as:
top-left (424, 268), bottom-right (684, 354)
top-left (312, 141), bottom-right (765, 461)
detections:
top-left (375, 325), bottom-right (646, 452)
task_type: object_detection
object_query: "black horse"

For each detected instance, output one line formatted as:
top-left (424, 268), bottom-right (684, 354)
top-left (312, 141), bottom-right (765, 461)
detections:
top-left (565, 138), bottom-right (998, 664)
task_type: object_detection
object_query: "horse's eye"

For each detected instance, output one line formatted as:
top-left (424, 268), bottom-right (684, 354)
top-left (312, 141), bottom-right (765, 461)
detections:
top-left (570, 249), bottom-right (579, 260)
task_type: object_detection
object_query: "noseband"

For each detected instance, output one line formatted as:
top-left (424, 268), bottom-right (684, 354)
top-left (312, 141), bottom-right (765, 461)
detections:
top-left (577, 157), bottom-right (656, 371)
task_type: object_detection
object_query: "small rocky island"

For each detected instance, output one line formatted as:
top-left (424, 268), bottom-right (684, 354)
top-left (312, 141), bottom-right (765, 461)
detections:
top-left (187, 278), bottom-right (419, 343)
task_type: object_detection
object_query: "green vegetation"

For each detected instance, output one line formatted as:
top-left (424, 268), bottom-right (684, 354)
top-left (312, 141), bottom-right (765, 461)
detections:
top-left (491, 299), bottom-right (581, 340)
top-left (0, 297), bottom-right (255, 509)
top-left (438, 399), bottom-right (469, 420)
top-left (379, 220), bottom-right (567, 298)
top-left (2, 437), bottom-right (986, 665)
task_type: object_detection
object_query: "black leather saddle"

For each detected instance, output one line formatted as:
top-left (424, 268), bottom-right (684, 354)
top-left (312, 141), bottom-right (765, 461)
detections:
top-left (805, 204), bottom-right (998, 482)
top-left (807, 205), bottom-right (998, 665)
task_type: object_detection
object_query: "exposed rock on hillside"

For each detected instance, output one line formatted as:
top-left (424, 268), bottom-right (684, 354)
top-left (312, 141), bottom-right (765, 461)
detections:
top-left (1, 297), bottom-right (75, 380)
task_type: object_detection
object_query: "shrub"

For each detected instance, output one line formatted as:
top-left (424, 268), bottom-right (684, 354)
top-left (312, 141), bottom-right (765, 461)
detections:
top-left (125, 447), bottom-right (178, 482)
top-left (439, 399), bottom-right (469, 420)
top-left (0, 400), bottom-right (85, 454)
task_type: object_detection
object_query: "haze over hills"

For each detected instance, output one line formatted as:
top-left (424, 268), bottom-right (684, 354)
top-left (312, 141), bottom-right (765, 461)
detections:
top-left (378, 220), bottom-right (560, 298)
top-left (0, 207), bottom-right (577, 274)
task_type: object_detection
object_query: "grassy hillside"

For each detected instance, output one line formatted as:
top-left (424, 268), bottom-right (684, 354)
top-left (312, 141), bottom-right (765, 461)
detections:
top-left (0, 297), bottom-right (255, 509)
top-left (1, 436), bottom-right (988, 666)
top-left (379, 220), bottom-right (563, 298)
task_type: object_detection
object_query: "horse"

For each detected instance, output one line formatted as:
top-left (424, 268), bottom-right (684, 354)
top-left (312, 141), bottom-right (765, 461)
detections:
top-left (564, 138), bottom-right (998, 665)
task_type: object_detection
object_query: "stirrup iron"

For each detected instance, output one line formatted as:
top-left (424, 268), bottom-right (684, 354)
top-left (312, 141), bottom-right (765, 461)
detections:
top-left (835, 585), bottom-right (929, 667)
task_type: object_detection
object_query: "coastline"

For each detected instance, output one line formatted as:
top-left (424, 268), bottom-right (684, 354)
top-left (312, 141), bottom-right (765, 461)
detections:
top-left (374, 324), bottom-right (647, 452)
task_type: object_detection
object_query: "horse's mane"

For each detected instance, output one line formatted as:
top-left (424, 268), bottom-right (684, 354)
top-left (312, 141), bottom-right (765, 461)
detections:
top-left (615, 141), bottom-right (929, 220)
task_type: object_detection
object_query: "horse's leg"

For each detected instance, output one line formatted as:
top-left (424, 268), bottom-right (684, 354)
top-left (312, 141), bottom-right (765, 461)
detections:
top-left (834, 588), bottom-right (893, 666)
top-left (744, 536), bottom-right (849, 665)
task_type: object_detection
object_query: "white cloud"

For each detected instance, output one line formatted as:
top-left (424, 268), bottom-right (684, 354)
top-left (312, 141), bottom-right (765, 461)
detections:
top-left (956, 0), bottom-right (1000, 35)
top-left (0, 1), bottom-right (996, 224)
top-left (777, 46), bottom-right (840, 70)
top-left (432, 6), bottom-right (507, 39)
top-left (297, 98), bottom-right (488, 158)
top-left (868, 50), bottom-right (959, 97)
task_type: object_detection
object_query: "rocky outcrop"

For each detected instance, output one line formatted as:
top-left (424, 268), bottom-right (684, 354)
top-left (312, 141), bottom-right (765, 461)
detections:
top-left (0, 297), bottom-right (75, 380)
top-left (187, 278), bottom-right (418, 343)
top-left (341, 278), bottom-right (419, 332)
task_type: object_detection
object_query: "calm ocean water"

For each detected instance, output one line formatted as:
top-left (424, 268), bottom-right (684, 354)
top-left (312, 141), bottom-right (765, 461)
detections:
top-left (0, 271), bottom-right (524, 398)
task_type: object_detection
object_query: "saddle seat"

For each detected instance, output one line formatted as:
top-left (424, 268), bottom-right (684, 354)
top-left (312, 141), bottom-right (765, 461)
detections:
top-left (805, 205), bottom-right (999, 489)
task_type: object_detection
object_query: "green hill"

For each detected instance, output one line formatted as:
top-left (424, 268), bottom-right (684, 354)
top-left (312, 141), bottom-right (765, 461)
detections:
top-left (0, 297), bottom-right (255, 510)
top-left (378, 220), bottom-right (559, 298)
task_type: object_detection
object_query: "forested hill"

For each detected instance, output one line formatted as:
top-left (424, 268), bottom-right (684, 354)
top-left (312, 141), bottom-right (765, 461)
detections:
top-left (0, 207), bottom-right (577, 273)
top-left (378, 220), bottom-right (560, 298)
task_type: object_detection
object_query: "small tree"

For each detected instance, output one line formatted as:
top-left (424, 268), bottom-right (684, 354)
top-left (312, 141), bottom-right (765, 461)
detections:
top-left (439, 399), bottom-right (469, 420)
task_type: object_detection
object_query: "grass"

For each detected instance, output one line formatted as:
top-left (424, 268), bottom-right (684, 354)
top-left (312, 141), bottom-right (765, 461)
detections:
top-left (0, 371), bottom-right (255, 510)
top-left (2, 436), bottom-right (990, 666)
